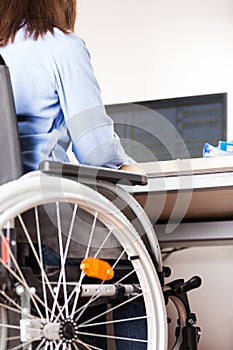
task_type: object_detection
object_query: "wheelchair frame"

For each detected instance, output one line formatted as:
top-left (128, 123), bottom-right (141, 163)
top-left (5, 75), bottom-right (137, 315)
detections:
top-left (0, 55), bottom-right (201, 350)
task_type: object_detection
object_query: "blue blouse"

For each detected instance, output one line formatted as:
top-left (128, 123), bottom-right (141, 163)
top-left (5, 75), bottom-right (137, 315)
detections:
top-left (0, 27), bottom-right (133, 173)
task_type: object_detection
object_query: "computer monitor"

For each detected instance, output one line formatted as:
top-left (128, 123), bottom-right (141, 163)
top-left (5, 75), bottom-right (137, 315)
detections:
top-left (106, 93), bottom-right (227, 162)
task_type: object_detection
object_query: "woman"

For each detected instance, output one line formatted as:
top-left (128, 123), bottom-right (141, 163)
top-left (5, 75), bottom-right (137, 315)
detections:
top-left (0, 0), bottom-right (140, 174)
top-left (0, 1), bottom-right (146, 349)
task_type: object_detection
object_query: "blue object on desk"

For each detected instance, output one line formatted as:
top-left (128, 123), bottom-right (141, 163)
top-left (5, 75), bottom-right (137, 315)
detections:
top-left (218, 141), bottom-right (233, 152)
top-left (203, 141), bottom-right (233, 157)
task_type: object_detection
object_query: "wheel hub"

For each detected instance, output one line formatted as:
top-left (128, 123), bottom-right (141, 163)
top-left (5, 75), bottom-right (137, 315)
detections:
top-left (20, 318), bottom-right (79, 344)
top-left (60, 319), bottom-right (78, 343)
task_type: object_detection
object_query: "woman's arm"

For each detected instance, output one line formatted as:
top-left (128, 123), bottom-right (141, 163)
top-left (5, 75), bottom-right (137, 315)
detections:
top-left (56, 33), bottom-right (136, 169)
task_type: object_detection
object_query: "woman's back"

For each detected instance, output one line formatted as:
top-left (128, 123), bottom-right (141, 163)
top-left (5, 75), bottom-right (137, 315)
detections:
top-left (0, 27), bottom-right (131, 173)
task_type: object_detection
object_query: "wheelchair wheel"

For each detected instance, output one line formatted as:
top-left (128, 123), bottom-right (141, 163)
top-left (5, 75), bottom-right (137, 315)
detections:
top-left (0, 173), bottom-right (167, 350)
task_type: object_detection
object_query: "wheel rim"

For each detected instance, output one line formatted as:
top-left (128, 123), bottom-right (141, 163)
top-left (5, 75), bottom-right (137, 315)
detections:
top-left (0, 307), bottom-right (7, 349)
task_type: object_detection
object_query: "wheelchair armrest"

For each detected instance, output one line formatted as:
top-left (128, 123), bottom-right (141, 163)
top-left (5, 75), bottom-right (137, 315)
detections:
top-left (39, 160), bottom-right (148, 186)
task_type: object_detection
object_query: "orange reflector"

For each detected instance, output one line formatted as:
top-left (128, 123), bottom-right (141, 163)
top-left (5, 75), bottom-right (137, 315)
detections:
top-left (2, 236), bottom-right (10, 264)
top-left (80, 257), bottom-right (114, 281)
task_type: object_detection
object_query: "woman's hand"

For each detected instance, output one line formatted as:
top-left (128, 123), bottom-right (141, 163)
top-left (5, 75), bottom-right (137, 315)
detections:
top-left (120, 163), bottom-right (146, 175)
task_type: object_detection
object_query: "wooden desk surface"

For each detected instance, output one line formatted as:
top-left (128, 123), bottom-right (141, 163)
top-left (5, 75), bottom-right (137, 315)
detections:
top-left (133, 157), bottom-right (233, 223)
top-left (140, 156), bottom-right (233, 177)
top-left (130, 157), bottom-right (233, 246)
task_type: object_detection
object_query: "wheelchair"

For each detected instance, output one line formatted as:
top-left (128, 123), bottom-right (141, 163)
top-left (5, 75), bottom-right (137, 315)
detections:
top-left (0, 56), bottom-right (201, 349)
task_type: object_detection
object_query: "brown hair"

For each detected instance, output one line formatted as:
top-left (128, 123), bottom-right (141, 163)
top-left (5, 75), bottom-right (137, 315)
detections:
top-left (0, 0), bottom-right (77, 47)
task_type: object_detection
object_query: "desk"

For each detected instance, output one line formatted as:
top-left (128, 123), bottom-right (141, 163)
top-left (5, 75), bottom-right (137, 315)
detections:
top-left (132, 157), bottom-right (233, 247)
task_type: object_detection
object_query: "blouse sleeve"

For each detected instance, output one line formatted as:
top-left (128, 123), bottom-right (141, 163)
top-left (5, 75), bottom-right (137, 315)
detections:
top-left (54, 34), bottom-right (135, 168)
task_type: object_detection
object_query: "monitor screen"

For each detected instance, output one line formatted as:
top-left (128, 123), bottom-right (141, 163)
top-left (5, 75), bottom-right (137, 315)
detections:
top-left (106, 93), bottom-right (227, 162)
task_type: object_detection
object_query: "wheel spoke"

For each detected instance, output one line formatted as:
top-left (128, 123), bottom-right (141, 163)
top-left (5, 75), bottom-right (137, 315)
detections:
top-left (56, 202), bottom-right (69, 320)
top-left (5, 337), bottom-right (38, 350)
top-left (78, 292), bottom-right (144, 327)
top-left (0, 256), bottom-right (45, 319)
top-left (54, 339), bottom-right (63, 350)
top-left (35, 338), bottom-right (46, 350)
top-left (72, 343), bottom-right (79, 350)
top-left (76, 339), bottom-right (103, 350)
top-left (17, 214), bottom-right (62, 319)
top-left (35, 206), bottom-right (49, 321)
top-left (44, 340), bottom-right (50, 350)
top-left (5, 335), bottom-right (21, 341)
top-left (53, 207), bottom-right (97, 323)
top-left (77, 330), bottom-right (148, 344)
top-left (0, 291), bottom-right (36, 319)
top-left (51, 204), bottom-right (78, 321)
top-left (70, 212), bottom-right (98, 319)
top-left (0, 227), bottom-right (46, 319)
top-left (93, 228), bottom-right (113, 258)
top-left (78, 315), bottom-right (148, 328)
top-left (0, 323), bottom-right (21, 330)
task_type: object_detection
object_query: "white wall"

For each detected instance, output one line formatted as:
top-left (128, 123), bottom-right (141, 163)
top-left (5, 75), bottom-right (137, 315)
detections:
top-left (165, 245), bottom-right (233, 349)
top-left (77, 1), bottom-right (233, 349)
top-left (77, 0), bottom-right (233, 139)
